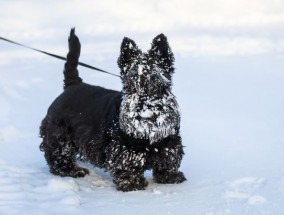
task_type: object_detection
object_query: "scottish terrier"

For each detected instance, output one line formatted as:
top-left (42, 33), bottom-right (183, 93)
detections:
top-left (40, 29), bottom-right (186, 191)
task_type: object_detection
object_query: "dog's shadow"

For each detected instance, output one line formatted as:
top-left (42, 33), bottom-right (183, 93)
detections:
top-left (75, 161), bottom-right (113, 189)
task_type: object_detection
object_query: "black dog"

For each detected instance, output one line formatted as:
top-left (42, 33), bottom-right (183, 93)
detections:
top-left (40, 29), bottom-right (186, 191)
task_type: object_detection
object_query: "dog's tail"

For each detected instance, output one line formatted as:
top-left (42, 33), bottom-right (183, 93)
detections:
top-left (63, 28), bottom-right (83, 89)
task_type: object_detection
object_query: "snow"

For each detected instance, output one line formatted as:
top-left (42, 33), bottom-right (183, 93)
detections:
top-left (128, 43), bottom-right (133, 49)
top-left (1, 0), bottom-right (284, 214)
top-left (0, 55), bottom-right (283, 215)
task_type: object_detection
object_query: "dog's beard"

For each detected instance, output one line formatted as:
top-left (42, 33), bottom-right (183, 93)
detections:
top-left (119, 91), bottom-right (180, 144)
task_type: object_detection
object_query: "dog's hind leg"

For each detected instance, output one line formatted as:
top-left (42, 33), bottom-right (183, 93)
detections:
top-left (152, 136), bottom-right (186, 184)
top-left (40, 118), bottom-right (89, 178)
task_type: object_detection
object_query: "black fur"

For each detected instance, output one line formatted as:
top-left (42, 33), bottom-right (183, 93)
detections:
top-left (40, 29), bottom-right (186, 191)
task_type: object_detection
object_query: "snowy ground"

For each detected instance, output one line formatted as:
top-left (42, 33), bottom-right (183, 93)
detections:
top-left (1, 0), bottom-right (284, 214)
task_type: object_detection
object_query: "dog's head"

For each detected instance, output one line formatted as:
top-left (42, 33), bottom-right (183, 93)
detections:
top-left (117, 34), bottom-right (174, 95)
top-left (118, 34), bottom-right (180, 143)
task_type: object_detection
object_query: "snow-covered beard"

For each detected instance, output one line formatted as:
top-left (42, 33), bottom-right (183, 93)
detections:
top-left (119, 92), bottom-right (180, 144)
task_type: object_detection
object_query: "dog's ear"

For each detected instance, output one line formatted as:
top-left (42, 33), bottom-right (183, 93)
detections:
top-left (149, 34), bottom-right (174, 68)
top-left (117, 37), bottom-right (140, 75)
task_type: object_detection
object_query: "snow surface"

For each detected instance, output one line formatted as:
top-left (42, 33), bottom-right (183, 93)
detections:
top-left (0, 55), bottom-right (283, 215)
top-left (1, 0), bottom-right (284, 214)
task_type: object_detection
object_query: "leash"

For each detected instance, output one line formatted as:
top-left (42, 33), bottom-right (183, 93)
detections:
top-left (0, 36), bottom-right (121, 78)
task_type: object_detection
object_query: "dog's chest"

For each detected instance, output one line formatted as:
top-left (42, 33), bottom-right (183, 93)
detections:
top-left (119, 93), bottom-right (180, 144)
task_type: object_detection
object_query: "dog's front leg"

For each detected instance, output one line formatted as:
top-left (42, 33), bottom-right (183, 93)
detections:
top-left (112, 168), bottom-right (148, 192)
top-left (152, 137), bottom-right (187, 184)
top-left (106, 145), bottom-right (148, 191)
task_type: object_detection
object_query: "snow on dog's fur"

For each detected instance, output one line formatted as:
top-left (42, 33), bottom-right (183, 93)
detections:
top-left (40, 29), bottom-right (186, 191)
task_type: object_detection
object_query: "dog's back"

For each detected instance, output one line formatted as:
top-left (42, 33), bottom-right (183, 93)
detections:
top-left (47, 83), bottom-right (121, 128)
top-left (47, 28), bottom-right (121, 128)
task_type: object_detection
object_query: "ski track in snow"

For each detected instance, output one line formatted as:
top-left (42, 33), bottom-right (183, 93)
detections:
top-left (223, 177), bottom-right (267, 205)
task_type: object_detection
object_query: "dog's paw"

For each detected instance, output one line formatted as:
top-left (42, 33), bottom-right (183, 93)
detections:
top-left (69, 166), bottom-right (89, 178)
top-left (51, 166), bottom-right (89, 178)
top-left (154, 171), bottom-right (186, 184)
top-left (115, 175), bottom-right (148, 192)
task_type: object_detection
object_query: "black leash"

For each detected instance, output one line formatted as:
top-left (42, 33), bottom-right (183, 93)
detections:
top-left (0, 36), bottom-right (121, 78)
